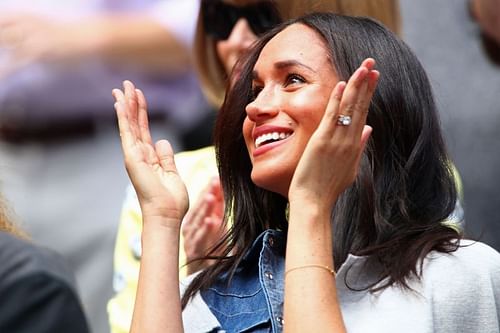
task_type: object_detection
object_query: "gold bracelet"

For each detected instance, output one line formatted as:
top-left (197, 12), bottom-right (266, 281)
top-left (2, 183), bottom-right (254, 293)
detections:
top-left (285, 264), bottom-right (336, 277)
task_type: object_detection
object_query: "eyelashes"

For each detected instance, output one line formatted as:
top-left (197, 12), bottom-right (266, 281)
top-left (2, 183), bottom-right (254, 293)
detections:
top-left (250, 73), bottom-right (306, 100)
top-left (251, 86), bottom-right (263, 100)
top-left (284, 73), bottom-right (306, 86)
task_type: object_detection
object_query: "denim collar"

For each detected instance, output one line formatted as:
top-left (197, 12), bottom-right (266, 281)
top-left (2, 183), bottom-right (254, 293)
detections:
top-left (240, 229), bottom-right (286, 265)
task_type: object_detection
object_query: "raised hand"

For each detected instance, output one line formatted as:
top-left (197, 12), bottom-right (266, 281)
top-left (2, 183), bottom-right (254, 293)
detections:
top-left (182, 177), bottom-right (226, 274)
top-left (289, 58), bottom-right (379, 208)
top-left (113, 80), bottom-right (189, 225)
top-left (284, 58), bottom-right (379, 333)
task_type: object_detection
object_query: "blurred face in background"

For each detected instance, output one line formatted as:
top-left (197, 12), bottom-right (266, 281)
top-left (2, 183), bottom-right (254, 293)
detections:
top-left (471, 0), bottom-right (500, 45)
top-left (202, 0), bottom-right (281, 78)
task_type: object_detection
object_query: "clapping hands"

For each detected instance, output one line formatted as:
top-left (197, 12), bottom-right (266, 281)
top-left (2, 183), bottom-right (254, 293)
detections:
top-left (113, 80), bottom-right (189, 227)
top-left (182, 177), bottom-right (226, 274)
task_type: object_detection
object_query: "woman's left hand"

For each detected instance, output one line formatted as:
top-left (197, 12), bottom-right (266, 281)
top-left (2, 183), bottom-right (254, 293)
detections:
top-left (289, 58), bottom-right (379, 208)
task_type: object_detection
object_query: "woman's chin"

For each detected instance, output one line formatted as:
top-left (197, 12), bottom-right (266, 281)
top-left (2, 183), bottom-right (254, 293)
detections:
top-left (250, 171), bottom-right (290, 198)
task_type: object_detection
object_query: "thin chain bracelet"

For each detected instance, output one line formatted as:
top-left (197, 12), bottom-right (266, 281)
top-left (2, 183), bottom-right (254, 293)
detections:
top-left (285, 264), bottom-right (336, 277)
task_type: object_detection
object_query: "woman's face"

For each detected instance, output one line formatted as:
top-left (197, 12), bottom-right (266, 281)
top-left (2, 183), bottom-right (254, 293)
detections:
top-left (242, 24), bottom-right (338, 197)
top-left (216, 18), bottom-right (259, 77)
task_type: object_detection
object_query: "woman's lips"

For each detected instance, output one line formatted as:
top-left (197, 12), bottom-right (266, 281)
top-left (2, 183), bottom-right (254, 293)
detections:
top-left (253, 133), bottom-right (293, 157)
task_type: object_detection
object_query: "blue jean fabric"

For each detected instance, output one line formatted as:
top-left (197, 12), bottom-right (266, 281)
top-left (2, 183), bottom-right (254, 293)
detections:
top-left (200, 230), bottom-right (286, 333)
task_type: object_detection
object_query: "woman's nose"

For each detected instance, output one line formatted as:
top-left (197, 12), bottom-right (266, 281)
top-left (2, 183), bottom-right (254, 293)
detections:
top-left (245, 89), bottom-right (280, 122)
top-left (226, 18), bottom-right (257, 54)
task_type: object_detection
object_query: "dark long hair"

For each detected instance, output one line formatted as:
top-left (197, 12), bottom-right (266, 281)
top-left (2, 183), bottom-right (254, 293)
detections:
top-left (182, 12), bottom-right (459, 306)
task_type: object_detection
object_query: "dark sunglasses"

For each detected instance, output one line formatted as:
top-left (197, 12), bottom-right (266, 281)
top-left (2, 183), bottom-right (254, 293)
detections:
top-left (202, 0), bottom-right (282, 40)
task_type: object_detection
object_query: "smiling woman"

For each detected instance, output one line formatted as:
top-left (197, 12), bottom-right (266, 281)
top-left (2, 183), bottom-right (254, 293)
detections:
top-left (107, 2), bottom-right (407, 332)
top-left (113, 12), bottom-right (500, 333)
top-left (242, 27), bottom-right (340, 196)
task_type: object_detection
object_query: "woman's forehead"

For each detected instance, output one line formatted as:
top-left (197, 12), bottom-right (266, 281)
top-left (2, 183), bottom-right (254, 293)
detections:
top-left (258, 24), bottom-right (328, 63)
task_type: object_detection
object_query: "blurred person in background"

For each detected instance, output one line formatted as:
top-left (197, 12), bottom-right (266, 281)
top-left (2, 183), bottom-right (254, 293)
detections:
top-left (107, 1), bottom-right (403, 332)
top-left (0, 194), bottom-right (89, 332)
top-left (400, 0), bottom-right (500, 252)
top-left (0, 1), bottom-right (207, 332)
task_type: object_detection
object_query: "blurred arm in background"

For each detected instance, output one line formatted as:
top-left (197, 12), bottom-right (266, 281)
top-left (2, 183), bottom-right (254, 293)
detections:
top-left (0, 0), bottom-right (207, 134)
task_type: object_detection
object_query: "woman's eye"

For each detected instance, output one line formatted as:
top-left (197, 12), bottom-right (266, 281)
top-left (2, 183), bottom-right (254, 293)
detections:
top-left (285, 74), bottom-right (305, 86)
top-left (251, 86), bottom-right (263, 100)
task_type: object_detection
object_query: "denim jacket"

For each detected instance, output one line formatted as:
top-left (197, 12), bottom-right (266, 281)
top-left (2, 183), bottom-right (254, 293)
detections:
top-left (182, 230), bottom-right (285, 332)
top-left (181, 230), bottom-right (500, 333)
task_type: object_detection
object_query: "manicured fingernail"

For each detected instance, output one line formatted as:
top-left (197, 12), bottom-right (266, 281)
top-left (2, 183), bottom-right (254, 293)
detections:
top-left (356, 67), bottom-right (368, 80)
top-left (334, 81), bottom-right (346, 99)
top-left (363, 58), bottom-right (375, 69)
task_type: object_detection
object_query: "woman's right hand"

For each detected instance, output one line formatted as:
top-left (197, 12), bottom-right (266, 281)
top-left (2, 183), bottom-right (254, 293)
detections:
top-left (113, 80), bottom-right (189, 226)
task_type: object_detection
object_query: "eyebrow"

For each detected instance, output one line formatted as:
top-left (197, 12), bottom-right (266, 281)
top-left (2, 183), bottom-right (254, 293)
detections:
top-left (252, 59), bottom-right (317, 80)
top-left (274, 60), bottom-right (316, 72)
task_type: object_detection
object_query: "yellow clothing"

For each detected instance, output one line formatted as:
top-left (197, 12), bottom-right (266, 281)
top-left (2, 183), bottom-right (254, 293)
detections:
top-left (107, 146), bottom-right (218, 333)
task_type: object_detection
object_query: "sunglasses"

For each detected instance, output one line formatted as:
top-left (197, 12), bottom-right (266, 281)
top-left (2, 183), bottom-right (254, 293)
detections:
top-left (202, 0), bottom-right (282, 40)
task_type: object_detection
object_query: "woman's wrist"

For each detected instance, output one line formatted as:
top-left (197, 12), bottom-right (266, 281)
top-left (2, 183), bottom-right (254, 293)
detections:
top-left (288, 199), bottom-right (332, 225)
top-left (142, 214), bottom-right (183, 231)
top-left (288, 189), bottom-right (340, 212)
top-left (140, 200), bottom-right (187, 226)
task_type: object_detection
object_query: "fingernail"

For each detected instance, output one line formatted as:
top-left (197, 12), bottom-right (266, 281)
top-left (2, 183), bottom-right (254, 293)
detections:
top-left (356, 67), bottom-right (367, 80)
top-left (334, 81), bottom-right (346, 99)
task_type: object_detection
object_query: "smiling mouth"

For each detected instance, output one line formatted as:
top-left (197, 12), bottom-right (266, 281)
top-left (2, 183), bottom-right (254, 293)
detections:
top-left (255, 131), bottom-right (293, 148)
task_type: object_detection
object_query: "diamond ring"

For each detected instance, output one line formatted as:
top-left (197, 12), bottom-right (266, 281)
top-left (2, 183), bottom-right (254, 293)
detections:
top-left (337, 115), bottom-right (352, 126)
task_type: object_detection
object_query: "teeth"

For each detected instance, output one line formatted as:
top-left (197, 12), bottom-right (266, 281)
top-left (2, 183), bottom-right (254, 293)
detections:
top-left (255, 131), bottom-right (291, 148)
